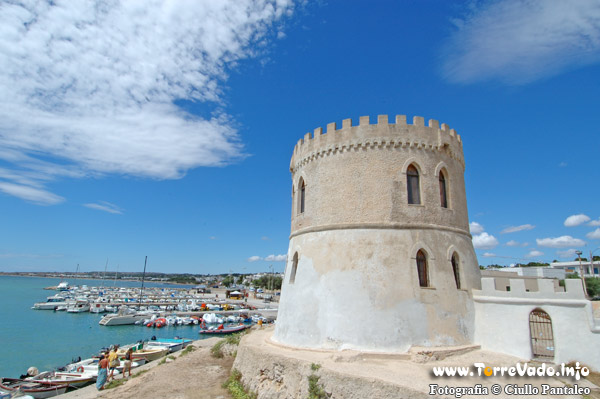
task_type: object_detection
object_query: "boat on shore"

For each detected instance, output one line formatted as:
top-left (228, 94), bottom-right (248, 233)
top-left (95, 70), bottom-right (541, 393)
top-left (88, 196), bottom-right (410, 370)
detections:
top-left (199, 323), bottom-right (250, 335)
top-left (0, 378), bottom-right (68, 398)
top-left (117, 346), bottom-right (168, 362)
top-left (29, 371), bottom-right (94, 388)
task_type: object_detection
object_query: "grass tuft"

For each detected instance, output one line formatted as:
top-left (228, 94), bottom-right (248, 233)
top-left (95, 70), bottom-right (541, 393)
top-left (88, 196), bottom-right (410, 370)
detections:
top-left (222, 369), bottom-right (257, 399)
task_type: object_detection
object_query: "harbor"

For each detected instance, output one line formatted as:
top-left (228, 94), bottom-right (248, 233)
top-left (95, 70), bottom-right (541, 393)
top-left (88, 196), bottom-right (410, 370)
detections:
top-left (0, 275), bottom-right (278, 387)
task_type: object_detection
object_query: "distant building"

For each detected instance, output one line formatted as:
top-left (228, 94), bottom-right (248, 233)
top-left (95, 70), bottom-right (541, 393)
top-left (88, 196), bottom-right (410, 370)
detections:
top-left (549, 260), bottom-right (600, 277)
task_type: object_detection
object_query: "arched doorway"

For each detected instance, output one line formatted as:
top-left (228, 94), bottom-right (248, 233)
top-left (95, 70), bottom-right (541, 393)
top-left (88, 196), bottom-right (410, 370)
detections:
top-left (529, 309), bottom-right (555, 359)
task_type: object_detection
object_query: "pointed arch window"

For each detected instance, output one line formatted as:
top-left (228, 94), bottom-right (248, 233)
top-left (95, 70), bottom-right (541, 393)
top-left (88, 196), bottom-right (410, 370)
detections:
top-left (298, 178), bottom-right (306, 214)
top-left (451, 253), bottom-right (460, 289)
top-left (416, 250), bottom-right (429, 287)
top-left (290, 252), bottom-right (299, 284)
top-left (439, 170), bottom-right (448, 208)
top-left (407, 164), bottom-right (421, 205)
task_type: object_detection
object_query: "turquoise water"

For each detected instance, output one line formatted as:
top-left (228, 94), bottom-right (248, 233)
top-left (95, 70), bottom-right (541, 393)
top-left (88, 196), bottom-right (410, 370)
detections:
top-left (1, 275), bottom-right (205, 378)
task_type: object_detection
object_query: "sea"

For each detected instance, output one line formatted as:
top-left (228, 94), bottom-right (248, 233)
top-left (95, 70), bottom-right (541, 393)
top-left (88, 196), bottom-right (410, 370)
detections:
top-left (1, 275), bottom-right (207, 378)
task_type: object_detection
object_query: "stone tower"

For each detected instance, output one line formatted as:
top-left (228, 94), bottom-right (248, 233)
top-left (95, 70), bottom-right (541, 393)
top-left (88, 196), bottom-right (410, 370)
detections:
top-left (273, 115), bottom-right (481, 352)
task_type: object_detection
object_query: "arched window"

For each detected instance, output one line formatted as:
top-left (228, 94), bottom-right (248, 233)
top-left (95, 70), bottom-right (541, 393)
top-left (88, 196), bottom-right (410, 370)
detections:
top-left (416, 250), bottom-right (429, 287)
top-left (407, 164), bottom-right (421, 204)
top-left (439, 170), bottom-right (448, 208)
top-left (451, 253), bottom-right (460, 289)
top-left (298, 178), bottom-right (306, 214)
top-left (290, 252), bottom-right (298, 284)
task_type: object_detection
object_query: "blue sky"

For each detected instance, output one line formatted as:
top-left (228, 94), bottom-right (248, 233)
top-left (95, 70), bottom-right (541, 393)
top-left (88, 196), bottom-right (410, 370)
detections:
top-left (0, 0), bottom-right (599, 274)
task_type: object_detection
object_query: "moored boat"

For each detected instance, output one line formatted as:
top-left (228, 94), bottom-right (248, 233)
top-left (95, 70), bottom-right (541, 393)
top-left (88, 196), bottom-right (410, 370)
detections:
top-left (0, 378), bottom-right (68, 398)
top-left (199, 323), bottom-right (250, 335)
top-left (29, 371), bottom-right (94, 388)
top-left (117, 346), bottom-right (168, 362)
top-left (99, 306), bottom-right (153, 326)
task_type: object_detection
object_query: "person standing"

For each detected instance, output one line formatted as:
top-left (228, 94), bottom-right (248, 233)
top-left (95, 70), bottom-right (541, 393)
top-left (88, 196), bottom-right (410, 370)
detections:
top-left (123, 348), bottom-right (133, 378)
top-left (96, 354), bottom-right (109, 390)
top-left (107, 346), bottom-right (119, 381)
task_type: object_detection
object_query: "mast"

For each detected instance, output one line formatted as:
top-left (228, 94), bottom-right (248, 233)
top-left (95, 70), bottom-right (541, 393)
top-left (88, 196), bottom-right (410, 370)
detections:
top-left (138, 256), bottom-right (148, 310)
top-left (113, 264), bottom-right (119, 286)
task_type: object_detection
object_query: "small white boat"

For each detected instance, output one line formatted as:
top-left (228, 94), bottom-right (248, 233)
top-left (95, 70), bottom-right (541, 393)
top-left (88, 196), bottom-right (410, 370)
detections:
top-left (89, 302), bottom-right (106, 313)
top-left (99, 306), bottom-right (153, 326)
top-left (0, 378), bottom-right (68, 398)
top-left (145, 341), bottom-right (183, 353)
top-left (117, 346), bottom-right (167, 362)
top-left (30, 371), bottom-right (95, 388)
top-left (66, 300), bottom-right (90, 313)
top-left (32, 295), bottom-right (68, 310)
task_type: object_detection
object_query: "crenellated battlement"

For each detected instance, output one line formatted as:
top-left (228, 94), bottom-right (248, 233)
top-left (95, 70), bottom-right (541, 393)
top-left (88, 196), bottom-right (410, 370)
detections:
top-left (290, 115), bottom-right (464, 172)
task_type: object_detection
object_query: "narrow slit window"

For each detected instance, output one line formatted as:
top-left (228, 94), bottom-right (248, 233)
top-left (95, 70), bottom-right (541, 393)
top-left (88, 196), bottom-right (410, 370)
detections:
top-left (416, 250), bottom-right (429, 287)
top-left (298, 179), bottom-right (306, 214)
top-left (407, 165), bottom-right (421, 204)
top-left (439, 171), bottom-right (448, 208)
top-left (451, 253), bottom-right (460, 289)
top-left (290, 252), bottom-right (298, 284)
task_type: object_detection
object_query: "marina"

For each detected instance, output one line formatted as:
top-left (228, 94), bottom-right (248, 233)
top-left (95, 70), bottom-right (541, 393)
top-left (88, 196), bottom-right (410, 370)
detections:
top-left (1, 275), bottom-right (276, 382)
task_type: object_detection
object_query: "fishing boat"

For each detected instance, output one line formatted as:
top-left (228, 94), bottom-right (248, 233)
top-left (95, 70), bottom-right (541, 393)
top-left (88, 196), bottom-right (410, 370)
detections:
top-left (0, 378), bottom-right (68, 398)
top-left (145, 340), bottom-right (183, 353)
top-left (29, 371), bottom-right (95, 388)
top-left (153, 337), bottom-right (193, 348)
top-left (117, 346), bottom-right (167, 362)
top-left (199, 323), bottom-right (250, 335)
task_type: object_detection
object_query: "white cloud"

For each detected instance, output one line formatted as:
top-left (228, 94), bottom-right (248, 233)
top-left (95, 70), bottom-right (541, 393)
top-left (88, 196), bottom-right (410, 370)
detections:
top-left (557, 249), bottom-right (579, 259)
top-left (536, 236), bottom-right (586, 248)
top-left (483, 252), bottom-right (496, 258)
top-left (469, 222), bottom-right (485, 235)
top-left (83, 201), bottom-right (123, 214)
top-left (472, 232), bottom-right (499, 250)
top-left (565, 214), bottom-right (591, 227)
top-left (559, 162), bottom-right (568, 167)
top-left (589, 219), bottom-right (600, 227)
top-left (501, 224), bottom-right (535, 234)
top-left (0, 181), bottom-right (64, 205)
top-left (587, 228), bottom-right (600, 239)
top-left (0, 0), bottom-right (293, 203)
top-left (442, 0), bottom-right (600, 84)
top-left (261, 236), bottom-right (270, 241)
top-left (506, 240), bottom-right (529, 247)
top-left (264, 254), bottom-right (287, 262)
top-left (247, 254), bottom-right (287, 262)
top-left (525, 250), bottom-right (544, 258)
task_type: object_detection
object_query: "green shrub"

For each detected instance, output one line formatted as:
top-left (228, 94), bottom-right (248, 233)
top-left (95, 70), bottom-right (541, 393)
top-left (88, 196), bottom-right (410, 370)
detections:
top-left (308, 374), bottom-right (328, 399)
top-left (211, 340), bottom-right (225, 358)
top-left (222, 369), bottom-right (257, 399)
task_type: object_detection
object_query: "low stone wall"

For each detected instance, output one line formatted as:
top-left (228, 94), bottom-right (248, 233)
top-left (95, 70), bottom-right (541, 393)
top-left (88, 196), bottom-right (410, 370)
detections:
top-left (233, 326), bottom-right (581, 399)
top-left (233, 330), bottom-right (426, 399)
